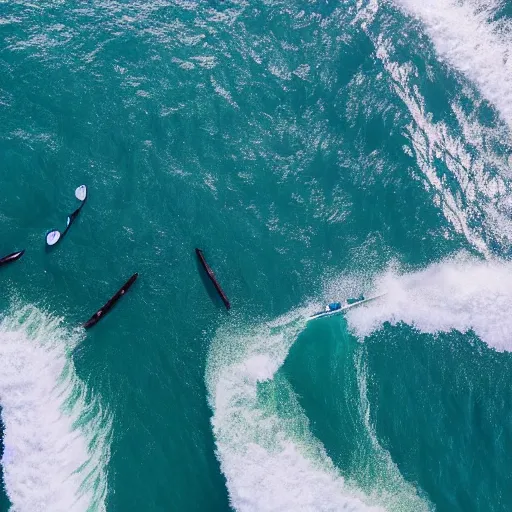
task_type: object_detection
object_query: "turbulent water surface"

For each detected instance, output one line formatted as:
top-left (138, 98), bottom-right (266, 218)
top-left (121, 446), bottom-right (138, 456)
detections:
top-left (1, 0), bottom-right (512, 511)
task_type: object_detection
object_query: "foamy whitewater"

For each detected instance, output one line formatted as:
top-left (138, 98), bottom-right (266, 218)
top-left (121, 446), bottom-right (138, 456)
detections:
top-left (206, 312), bottom-right (428, 512)
top-left (0, 306), bottom-right (112, 512)
top-left (391, 0), bottom-right (512, 128)
top-left (347, 254), bottom-right (512, 352)
top-left (365, 5), bottom-right (512, 258)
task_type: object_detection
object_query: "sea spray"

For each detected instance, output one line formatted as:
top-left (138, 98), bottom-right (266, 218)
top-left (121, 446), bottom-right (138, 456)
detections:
top-left (0, 305), bottom-right (112, 512)
top-left (346, 253), bottom-right (512, 351)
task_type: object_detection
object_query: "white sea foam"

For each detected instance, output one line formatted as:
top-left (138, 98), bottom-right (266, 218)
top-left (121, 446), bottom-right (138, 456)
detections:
top-left (0, 305), bottom-right (112, 512)
top-left (365, 14), bottom-right (512, 257)
top-left (348, 0), bottom-right (512, 257)
top-left (206, 310), bottom-right (428, 512)
top-left (372, 35), bottom-right (495, 256)
top-left (391, 0), bottom-right (512, 129)
top-left (346, 254), bottom-right (512, 352)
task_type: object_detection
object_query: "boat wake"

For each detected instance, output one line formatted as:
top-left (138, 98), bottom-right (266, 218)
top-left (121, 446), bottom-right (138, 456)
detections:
top-left (206, 254), bottom-right (512, 511)
top-left (206, 310), bottom-right (429, 512)
top-left (0, 305), bottom-right (112, 512)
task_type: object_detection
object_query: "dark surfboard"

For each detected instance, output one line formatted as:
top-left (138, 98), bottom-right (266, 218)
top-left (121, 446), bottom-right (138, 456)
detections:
top-left (195, 248), bottom-right (230, 310)
top-left (0, 250), bottom-right (25, 267)
top-left (83, 273), bottom-right (138, 329)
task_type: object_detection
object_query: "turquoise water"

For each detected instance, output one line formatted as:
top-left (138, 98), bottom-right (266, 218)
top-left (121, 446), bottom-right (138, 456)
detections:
top-left (1, 0), bottom-right (512, 511)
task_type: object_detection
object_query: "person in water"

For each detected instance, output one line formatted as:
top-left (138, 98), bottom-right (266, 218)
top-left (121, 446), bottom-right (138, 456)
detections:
top-left (324, 295), bottom-right (365, 313)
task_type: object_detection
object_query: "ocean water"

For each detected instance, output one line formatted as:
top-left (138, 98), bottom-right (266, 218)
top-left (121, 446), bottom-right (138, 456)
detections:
top-left (1, 0), bottom-right (512, 511)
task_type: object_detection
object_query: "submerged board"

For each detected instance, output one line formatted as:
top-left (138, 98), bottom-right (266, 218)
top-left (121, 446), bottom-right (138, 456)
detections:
top-left (307, 293), bottom-right (387, 322)
top-left (196, 248), bottom-right (231, 310)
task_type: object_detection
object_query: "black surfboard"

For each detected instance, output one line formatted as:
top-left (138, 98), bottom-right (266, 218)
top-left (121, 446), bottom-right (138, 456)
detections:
top-left (0, 250), bottom-right (25, 267)
top-left (196, 248), bottom-right (230, 310)
top-left (83, 273), bottom-right (138, 329)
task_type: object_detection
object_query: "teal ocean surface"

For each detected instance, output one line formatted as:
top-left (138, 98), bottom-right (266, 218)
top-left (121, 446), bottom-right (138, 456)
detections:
top-left (1, 1), bottom-right (512, 511)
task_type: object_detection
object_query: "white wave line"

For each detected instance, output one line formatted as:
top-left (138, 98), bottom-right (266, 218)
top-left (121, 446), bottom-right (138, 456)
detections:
top-left (373, 36), bottom-right (490, 256)
top-left (347, 254), bottom-right (512, 352)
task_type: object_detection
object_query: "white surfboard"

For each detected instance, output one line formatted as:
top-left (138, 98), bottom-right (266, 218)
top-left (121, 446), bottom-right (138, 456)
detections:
top-left (46, 185), bottom-right (88, 246)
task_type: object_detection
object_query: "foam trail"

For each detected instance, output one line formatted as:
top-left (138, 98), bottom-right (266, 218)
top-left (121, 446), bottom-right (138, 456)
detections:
top-left (353, 349), bottom-right (428, 510)
top-left (206, 310), bottom-right (428, 512)
top-left (347, 254), bottom-right (512, 352)
top-left (0, 305), bottom-right (112, 512)
top-left (350, 1), bottom-right (512, 256)
top-left (372, 34), bottom-right (494, 256)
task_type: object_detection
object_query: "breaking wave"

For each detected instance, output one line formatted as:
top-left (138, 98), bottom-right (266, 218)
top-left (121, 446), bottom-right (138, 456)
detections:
top-left (0, 305), bottom-right (112, 512)
top-left (206, 310), bottom-right (429, 512)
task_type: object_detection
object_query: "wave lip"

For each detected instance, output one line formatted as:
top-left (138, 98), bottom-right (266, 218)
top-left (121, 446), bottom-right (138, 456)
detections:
top-left (0, 305), bottom-right (112, 512)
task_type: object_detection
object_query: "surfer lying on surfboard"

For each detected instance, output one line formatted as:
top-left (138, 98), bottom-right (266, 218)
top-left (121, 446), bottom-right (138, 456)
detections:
top-left (83, 273), bottom-right (138, 329)
top-left (196, 248), bottom-right (231, 310)
top-left (307, 293), bottom-right (386, 321)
